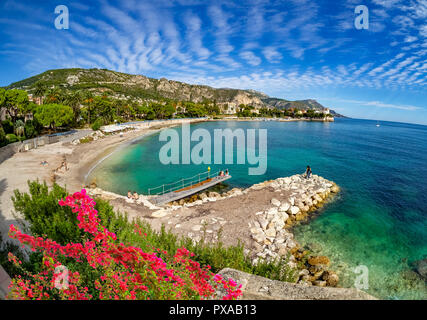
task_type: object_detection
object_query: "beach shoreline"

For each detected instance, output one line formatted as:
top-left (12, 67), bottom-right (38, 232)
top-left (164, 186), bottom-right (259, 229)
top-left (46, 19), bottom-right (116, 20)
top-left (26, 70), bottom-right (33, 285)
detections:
top-left (0, 116), bottom-right (355, 292)
top-left (0, 118), bottom-right (206, 237)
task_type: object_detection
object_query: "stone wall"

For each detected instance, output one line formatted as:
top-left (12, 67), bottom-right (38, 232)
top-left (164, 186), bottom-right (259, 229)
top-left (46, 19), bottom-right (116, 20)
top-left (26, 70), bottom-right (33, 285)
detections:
top-left (0, 265), bottom-right (11, 300)
top-left (0, 130), bottom-right (91, 165)
top-left (217, 268), bottom-right (376, 300)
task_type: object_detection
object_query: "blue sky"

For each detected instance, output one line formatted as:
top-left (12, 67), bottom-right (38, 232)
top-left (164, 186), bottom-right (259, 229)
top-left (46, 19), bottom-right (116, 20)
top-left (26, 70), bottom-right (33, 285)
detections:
top-left (0, 0), bottom-right (426, 125)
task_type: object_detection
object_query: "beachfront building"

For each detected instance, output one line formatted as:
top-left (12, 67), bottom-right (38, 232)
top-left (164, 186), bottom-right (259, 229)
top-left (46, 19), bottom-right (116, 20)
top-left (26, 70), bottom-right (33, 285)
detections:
top-left (221, 103), bottom-right (238, 115)
top-left (27, 94), bottom-right (43, 105)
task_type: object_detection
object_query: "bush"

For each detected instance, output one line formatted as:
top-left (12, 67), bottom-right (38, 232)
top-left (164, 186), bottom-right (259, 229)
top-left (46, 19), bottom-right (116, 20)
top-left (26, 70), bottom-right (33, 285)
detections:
top-left (9, 181), bottom-right (297, 286)
top-left (7, 190), bottom-right (242, 300)
top-left (91, 118), bottom-right (104, 131)
top-left (6, 133), bottom-right (18, 143)
top-left (0, 126), bottom-right (6, 147)
top-left (24, 120), bottom-right (38, 139)
top-left (1, 120), bottom-right (14, 134)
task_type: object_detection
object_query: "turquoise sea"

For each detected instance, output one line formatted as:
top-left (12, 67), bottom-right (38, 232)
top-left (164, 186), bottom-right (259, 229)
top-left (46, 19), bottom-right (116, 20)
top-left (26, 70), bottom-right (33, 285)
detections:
top-left (88, 119), bottom-right (427, 299)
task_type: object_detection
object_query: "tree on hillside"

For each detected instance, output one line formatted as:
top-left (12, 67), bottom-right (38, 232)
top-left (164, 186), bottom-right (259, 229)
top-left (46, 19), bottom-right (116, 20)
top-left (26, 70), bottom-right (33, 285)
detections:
top-left (3, 89), bottom-right (29, 123)
top-left (0, 88), bottom-right (5, 107)
top-left (45, 87), bottom-right (66, 104)
top-left (92, 96), bottom-right (114, 124)
top-left (33, 81), bottom-right (47, 105)
top-left (81, 91), bottom-right (94, 125)
top-left (64, 90), bottom-right (84, 123)
top-left (34, 104), bottom-right (74, 131)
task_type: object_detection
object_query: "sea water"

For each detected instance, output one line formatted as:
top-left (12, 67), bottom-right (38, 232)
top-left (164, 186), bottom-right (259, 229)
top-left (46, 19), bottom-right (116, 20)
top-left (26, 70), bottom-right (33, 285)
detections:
top-left (88, 119), bottom-right (427, 299)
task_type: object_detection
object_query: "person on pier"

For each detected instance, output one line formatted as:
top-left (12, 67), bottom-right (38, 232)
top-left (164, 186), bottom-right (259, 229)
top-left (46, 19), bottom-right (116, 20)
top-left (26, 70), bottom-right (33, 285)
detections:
top-left (305, 166), bottom-right (312, 179)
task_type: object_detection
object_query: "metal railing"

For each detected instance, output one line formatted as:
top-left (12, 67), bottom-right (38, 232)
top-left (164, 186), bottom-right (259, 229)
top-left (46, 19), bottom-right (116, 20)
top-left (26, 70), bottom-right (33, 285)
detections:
top-left (148, 169), bottom-right (229, 196)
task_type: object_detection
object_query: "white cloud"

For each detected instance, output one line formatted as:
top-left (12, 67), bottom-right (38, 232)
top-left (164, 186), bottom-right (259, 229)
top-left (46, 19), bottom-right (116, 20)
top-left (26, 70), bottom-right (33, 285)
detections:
top-left (262, 47), bottom-right (282, 63)
top-left (405, 35), bottom-right (418, 42)
top-left (239, 51), bottom-right (262, 66)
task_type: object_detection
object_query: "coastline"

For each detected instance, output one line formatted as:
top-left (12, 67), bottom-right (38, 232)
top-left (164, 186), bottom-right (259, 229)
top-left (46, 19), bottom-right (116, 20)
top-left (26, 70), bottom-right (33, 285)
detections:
top-left (0, 116), bottom-right (355, 292)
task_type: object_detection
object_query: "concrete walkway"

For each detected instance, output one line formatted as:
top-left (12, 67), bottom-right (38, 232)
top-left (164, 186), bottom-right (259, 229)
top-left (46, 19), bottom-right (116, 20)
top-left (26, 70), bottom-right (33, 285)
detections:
top-left (151, 175), bottom-right (231, 206)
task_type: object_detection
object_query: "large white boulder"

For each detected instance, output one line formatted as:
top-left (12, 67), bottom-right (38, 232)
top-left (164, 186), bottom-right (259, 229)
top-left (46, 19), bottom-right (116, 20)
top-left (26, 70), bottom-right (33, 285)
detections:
top-left (279, 202), bottom-right (291, 212)
top-left (288, 206), bottom-right (300, 215)
top-left (265, 228), bottom-right (276, 238)
top-left (266, 207), bottom-right (279, 216)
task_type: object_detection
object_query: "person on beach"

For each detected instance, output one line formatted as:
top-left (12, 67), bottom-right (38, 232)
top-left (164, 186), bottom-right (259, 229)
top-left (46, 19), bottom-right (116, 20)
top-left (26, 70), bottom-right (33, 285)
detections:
top-left (127, 190), bottom-right (132, 199)
top-left (133, 191), bottom-right (139, 200)
top-left (305, 166), bottom-right (312, 179)
top-left (225, 169), bottom-right (229, 176)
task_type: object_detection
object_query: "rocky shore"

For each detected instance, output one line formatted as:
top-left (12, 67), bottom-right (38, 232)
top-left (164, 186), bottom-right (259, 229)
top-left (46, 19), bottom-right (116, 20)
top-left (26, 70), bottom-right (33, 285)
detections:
top-left (88, 173), bottom-right (342, 288)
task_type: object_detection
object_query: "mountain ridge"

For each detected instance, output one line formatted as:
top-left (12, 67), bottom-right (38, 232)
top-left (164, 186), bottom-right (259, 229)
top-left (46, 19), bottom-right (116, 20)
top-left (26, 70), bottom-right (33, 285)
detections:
top-left (5, 68), bottom-right (343, 116)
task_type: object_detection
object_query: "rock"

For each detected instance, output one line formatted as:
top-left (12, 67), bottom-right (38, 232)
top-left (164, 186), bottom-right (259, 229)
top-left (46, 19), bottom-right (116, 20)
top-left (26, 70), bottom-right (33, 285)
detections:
top-left (323, 271), bottom-right (339, 287)
top-left (310, 269), bottom-right (325, 281)
top-left (208, 191), bottom-right (220, 198)
top-left (295, 212), bottom-right (306, 221)
top-left (265, 228), bottom-right (276, 238)
top-left (250, 227), bottom-right (263, 235)
top-left (283, 177), bottom-right (292, 185)
top-left (279, 202), bottom-right (290, 212)
top-left (272, 218), bottom-right (285, 230)
top-left (288, 206), bottom-right (300, 215)
top-left (314, 194), bottom-right (323, 202)
top-left (308, 256), bottom-right (331, 267)
top-left (271, 198), bottom-right (281, 207)
top-left (151, 209), bottom-right (169, 218)
top-left (253, 242), bottom-right (263, 252)
top-left (289, 197), bottom-right (295, 206)
top-left (263, 239), bottom-right (272, 246)
top-left (199, 193), bottom-right (208, 200)
top-left (297, 202), bottom-right (305, 211)
top-left (252, 232), bottom-right (265, 243)
top-left (278, 247), bottom-right (288, 256)
top-left (312, 280), bottom-right (327, 287)
top-left (279, 212), bottom-right (289, 222)
top-left (258, 217), bottom-right (269, 230)
top-left (275, 237), bottom-right (285, 244)
top-left (413, 258), bottom-right (427, 280)
top-left (270, 182), bottom-right (280, 189)
top-left (266, 207), bottom-right (279, 215)
top-left (298, 269), bottom-right (310, 277)
top-left (331, 184), bottom-right (340, 193)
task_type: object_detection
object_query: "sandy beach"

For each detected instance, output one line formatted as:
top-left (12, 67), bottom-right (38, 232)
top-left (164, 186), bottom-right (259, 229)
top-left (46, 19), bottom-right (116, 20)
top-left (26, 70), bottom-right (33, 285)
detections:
top-left (0, 117), bottom-right (336, 250)
top-left (0, 120), bottom-right (203, 238)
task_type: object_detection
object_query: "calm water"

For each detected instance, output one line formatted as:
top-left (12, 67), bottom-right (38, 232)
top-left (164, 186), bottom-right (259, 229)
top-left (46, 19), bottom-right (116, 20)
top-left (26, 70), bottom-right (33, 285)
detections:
top-left (89, 119), bottom-right (427, 299)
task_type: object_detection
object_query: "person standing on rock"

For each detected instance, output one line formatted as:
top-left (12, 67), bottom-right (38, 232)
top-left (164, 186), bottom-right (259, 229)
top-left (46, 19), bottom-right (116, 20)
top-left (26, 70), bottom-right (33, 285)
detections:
top-left (305, 165), bottom-right (312, 179)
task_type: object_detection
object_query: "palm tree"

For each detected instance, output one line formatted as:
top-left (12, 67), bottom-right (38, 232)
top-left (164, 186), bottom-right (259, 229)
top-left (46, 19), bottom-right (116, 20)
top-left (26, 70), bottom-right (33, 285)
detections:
top-left (65, 91), bottom-right (83, 123)
top-left (33, 81), bottom-right (47, 105)
top-left (82, 91), bottom-right (94, 125)
top-left (14, 119), bottom-right (25, 137)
